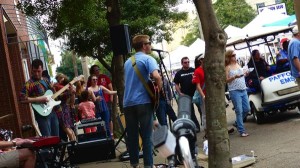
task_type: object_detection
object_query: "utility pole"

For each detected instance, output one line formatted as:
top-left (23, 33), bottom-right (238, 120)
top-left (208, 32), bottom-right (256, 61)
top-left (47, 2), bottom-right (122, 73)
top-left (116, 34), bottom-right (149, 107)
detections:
top-left (294, 0), bottom-right (300, 29)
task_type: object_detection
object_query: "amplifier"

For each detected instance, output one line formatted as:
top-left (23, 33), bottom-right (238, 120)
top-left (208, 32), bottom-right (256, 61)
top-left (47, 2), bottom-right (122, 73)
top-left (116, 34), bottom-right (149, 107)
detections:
top-left (68, 138), bottom-right (116, 164)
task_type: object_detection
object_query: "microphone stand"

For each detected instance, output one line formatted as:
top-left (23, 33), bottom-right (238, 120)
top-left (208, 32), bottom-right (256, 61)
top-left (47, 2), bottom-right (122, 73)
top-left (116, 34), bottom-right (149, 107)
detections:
top-left (154, 50), bottom-right (178, 104)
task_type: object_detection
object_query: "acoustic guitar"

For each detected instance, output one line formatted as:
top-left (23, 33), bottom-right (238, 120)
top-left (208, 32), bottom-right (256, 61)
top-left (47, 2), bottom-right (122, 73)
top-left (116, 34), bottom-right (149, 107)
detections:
top-left (148, 79), bottom-right (159, 110)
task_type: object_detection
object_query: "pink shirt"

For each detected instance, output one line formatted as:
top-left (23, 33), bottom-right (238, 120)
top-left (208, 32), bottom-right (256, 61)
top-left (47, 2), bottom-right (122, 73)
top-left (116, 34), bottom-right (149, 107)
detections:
top-left (78, 101), bottom-right (95, 119)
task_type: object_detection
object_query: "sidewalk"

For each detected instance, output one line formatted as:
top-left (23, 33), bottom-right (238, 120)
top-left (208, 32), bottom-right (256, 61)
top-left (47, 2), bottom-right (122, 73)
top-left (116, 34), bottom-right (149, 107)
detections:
top-left (78, 103), bottom-right (209, 168)
top-left (78, 137), bottom-right (209, 168)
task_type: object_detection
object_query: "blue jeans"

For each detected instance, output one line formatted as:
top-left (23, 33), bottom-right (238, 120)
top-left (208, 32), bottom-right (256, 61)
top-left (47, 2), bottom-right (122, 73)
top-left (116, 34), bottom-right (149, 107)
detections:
top-left (156, 98), bottom-right (168, 125)
top-left (35, 112), bottom-right (59, 136)
top-left (124, 103), bottom-right (153, 168)
top-left (229, 90), bottom-right (250, 134)
top-left (95, 101), bottom-right (111, 138)
top-left (190, 104), bottom-right (200, 130)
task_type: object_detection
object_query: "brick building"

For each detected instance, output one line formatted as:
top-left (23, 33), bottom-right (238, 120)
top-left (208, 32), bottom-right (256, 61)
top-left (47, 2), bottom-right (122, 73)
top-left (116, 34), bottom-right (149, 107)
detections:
top-left (0, 0), bottom-right (51, 138)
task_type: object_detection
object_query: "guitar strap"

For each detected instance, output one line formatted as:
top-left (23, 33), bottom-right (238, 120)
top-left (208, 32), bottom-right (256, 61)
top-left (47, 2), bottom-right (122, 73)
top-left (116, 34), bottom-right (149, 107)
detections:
top-left (39, 78), bottom-right (50, 91)
top-left (130, 56), bottom-right (154, 99)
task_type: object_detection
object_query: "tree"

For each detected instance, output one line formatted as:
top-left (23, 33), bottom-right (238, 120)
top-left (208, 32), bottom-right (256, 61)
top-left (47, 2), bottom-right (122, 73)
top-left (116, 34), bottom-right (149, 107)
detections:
top-left (282, 0), bottom-right (295, 15)
top-left (213, 0), bottom-right (256, 29)
top-left (18, 0), bottom-right (187, 135)
top-left (193, 0), bottom-right (231, 167)
top-left (294, 0), bottom-right (300, 29)
top-left (56, 51), bottom-right (83, 79)
top-left (181, 0), bottom-right (256, 46)
top-left (181, 17), bottom-right (201, 46)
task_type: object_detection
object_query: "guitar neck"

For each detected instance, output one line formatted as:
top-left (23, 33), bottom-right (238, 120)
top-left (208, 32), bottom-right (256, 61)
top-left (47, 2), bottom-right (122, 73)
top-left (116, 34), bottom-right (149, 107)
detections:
top-left (52, 80), bottom-right (76, 99)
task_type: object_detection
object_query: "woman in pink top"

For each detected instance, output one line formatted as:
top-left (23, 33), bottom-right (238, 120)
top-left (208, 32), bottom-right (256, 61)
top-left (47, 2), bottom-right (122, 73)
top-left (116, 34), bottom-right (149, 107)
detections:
top-left (78, 90), bottom-right (96, 133)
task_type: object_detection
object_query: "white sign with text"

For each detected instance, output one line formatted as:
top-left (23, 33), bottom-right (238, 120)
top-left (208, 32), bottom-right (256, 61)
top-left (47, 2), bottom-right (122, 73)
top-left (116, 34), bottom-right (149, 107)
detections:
top-left (258, 3), bottom-right (287, 15)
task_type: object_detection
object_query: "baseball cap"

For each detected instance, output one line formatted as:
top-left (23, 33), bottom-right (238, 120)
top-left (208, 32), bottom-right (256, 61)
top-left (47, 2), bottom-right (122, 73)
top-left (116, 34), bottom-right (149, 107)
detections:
top-left (292, 25), bottom-right (299, 35)
top-left (280, 38), bottom-right (288, 44)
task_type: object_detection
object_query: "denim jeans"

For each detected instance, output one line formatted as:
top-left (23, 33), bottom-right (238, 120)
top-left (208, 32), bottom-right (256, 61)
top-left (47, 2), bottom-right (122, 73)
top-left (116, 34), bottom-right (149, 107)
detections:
top-left (156, 98), bottom-right (168, 125)
top-left (95, 101), bottom-right (111, 138)
top-left (95, 111), bottom-right (111, 138)
top-left (35, 111), bottom-right (59, 136)
top-left (124, 103), bottom-right (153, 167)
top-left (190, 103), bottom-right (200, 130)
top-left (229, 90), bottom-right (250, 134)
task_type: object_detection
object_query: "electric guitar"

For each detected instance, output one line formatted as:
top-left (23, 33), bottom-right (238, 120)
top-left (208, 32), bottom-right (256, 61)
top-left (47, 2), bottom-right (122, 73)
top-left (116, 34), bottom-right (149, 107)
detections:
top-left (32, 75), bottom-right (84, 117)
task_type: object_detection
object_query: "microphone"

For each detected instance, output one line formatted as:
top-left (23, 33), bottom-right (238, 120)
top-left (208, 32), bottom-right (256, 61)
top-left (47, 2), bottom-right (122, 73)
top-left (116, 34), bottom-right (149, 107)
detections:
top-left (151, 48), bottom-right (167, 52)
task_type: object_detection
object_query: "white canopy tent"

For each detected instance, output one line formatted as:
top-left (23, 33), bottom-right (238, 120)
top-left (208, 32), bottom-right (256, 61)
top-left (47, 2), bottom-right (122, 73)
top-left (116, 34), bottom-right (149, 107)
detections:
top-left (225, 25), bottom-right (246, 39)
top-left (189, 38), bottom-right (205, 57)
top-left (163, 38), bottom-right (205, 71)
top-left (163, 45), bottom-right (193, 70)
top-left (242, 9), bottom-right (289, 33)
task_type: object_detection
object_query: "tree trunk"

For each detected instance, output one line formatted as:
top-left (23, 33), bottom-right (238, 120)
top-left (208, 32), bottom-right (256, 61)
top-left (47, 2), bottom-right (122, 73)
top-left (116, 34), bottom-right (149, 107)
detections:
top-left (294, 0), bottom-right (300, 29)
top-left (105, 0), bottom-right (124, 135)
top-left (193, 1), bottom-right (232, 167)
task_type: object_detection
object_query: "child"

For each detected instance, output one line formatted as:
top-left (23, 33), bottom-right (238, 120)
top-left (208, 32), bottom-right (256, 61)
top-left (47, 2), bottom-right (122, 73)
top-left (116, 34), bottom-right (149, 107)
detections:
top-left (78, 90), bottom-right (97, 133)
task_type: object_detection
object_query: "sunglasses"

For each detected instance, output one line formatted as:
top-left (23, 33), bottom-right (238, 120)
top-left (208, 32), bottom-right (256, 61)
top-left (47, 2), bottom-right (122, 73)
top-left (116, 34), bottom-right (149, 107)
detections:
top-left (231, 54), bottom-right (236, 57)
top-left (92, 78), bottom-right (97, 81)
top-left (183, 61), bottom-right (190, 64)
top-left (143, 42), bottom-right (151, 45)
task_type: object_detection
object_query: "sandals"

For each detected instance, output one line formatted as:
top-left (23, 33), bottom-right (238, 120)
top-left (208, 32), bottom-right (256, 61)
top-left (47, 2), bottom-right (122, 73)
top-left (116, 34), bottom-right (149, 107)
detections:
top-left (240, 133), bottom-right (249, 137)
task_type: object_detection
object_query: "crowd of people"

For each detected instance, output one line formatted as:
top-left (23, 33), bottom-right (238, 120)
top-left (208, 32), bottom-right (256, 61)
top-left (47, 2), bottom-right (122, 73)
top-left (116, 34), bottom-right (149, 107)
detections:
top-left (0, 57), bottom-right (118, 167)
top-left (1, 25), bottom-right (299, 167)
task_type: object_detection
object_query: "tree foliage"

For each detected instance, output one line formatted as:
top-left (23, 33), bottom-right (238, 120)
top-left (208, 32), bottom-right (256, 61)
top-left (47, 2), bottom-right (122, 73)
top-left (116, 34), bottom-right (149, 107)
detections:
top-left (213, 0), bottom-right (256, 29)
top-left (181, 17), bottom-right (201, 46)
top-left (18, 0), bottom-right (188, 71)
top-left (281, 0), bottom-right (295, 15)
top-left (56, 51), bottom-right (83, 79)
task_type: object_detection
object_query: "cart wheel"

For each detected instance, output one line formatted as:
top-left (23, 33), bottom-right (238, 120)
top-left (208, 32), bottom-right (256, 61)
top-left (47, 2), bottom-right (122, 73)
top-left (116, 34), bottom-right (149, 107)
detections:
top-left (251, 103), bottom-right (265, 124)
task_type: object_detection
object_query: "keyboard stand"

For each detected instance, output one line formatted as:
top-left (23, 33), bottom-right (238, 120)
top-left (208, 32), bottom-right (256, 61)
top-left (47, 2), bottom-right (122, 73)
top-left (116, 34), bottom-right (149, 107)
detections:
top-left (31, 141), bottom-right (76, 168)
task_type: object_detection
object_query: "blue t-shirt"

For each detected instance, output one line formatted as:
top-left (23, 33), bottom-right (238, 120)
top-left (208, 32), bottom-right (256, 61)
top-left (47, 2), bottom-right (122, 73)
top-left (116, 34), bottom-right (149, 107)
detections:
top-left (288, 38), bottom-right (300, 78)
top-left (277, 50), bottom-right (288, 61)
top-left (123, 52), bottom-right (159, 107)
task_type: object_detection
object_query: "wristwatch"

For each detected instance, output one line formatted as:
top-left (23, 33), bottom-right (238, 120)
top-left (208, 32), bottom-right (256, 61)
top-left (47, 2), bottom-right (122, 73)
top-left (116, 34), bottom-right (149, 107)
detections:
top-left (12, 140), bottom-right (17, 147)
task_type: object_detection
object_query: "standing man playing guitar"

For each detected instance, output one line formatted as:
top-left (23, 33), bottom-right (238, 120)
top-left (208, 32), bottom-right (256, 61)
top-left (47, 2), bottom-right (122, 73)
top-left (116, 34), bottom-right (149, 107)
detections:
top-left (20, 59), bottom-right (60, 136)
top-left (123, 34), bottom-right (162, 168)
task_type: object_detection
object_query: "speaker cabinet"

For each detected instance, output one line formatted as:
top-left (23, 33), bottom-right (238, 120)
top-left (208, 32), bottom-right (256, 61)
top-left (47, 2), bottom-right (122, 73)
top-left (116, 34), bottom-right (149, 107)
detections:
top-left (68, 139), bottom-right (116, 164)
top-left (110, 24), bottom-right (131, 55)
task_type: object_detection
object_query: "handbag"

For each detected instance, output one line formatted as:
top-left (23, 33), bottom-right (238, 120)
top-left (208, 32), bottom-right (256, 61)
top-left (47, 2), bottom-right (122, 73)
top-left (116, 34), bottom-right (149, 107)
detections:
top-left (192, 84), bottom-right (205, 106)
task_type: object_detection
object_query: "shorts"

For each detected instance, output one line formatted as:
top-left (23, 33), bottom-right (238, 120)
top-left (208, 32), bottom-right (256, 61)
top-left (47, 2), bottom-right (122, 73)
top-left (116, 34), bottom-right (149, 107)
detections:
top-left (0, 150), bottom-right (19, 168)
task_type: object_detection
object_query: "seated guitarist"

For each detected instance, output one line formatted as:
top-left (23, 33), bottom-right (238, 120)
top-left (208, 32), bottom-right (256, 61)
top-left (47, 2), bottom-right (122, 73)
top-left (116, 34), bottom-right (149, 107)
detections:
top-left (123, 35), bottom-right (162, 168)
top-left (20, 59), bottom-right (60, 137)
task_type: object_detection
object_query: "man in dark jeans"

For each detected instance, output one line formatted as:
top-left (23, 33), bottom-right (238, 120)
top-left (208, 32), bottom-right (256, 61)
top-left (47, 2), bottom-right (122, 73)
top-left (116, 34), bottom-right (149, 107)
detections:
top-left (174, 57), bottom-right (200, 132)
top-left (156, 72), bottom-right (177, 126)
top-left (20, 59), bottom-right (60, 137)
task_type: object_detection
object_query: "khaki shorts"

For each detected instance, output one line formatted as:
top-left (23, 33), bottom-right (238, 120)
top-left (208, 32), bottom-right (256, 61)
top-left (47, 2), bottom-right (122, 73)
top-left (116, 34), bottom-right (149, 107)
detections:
top-left (0, 150), bottom-right (19, 168)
